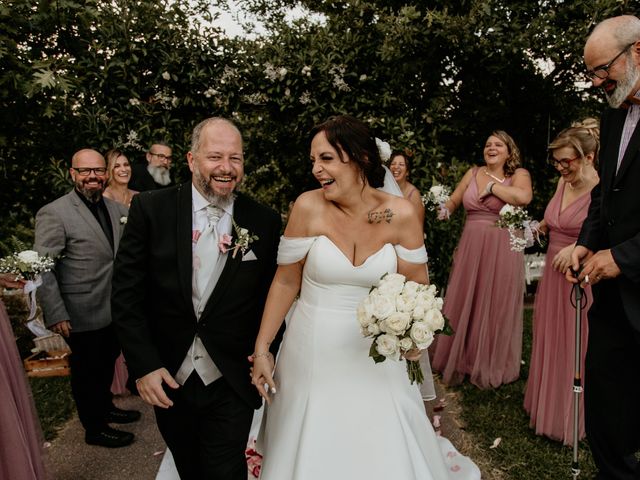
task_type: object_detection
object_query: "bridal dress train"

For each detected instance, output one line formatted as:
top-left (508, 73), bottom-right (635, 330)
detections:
top-left (257, 236), bottom-right (480, 480)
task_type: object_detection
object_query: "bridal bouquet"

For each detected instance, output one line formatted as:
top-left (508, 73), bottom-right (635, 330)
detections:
top-left (0, 249), bottom-right (55, 321)
top-left (421, 184), bottom-right (451, 211)
top-left (496, 205), bottom-right (541, 252)
top-left (357, 273), bottom-right (451, 384)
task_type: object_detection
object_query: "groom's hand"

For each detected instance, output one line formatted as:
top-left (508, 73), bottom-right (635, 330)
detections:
top-left (136, 368), bottom-right (179, 408)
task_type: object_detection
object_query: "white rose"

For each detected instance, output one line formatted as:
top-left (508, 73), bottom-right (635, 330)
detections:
top-left (377, 273), bottom-right (406, 296)
top-left (381, 311), bottom-right (411, 335)
top-left (410, 322), bottom-right (435, 349)
top-left (413, 291), bottom-right (436, 320)
top-left (369, 293), bottom-right (396, 320)
top-left (402, 280), bottom-right (420, 299)
top-left (500, 204), bottom-right (515, 216)
top-left (399, 337), bottom-right (414, 351)
top-left (367, 323), bottom-right (381, 335)
top-left (278, 67), bottom-right (288, 78)
top-left (357, 299), bottom-right (375, 328)
top-left (430, 185), bottom-right (443, 196)
top-left (375, 334), bottom-right (400, 360)
top-left (423, 309), bottom-right (445, 332)
top-left (396, 293), bottom-right (417, 313)
top-left (17, 250), bottom-right (39, 264)
top-left (162, 71), bottom-right (171, 80)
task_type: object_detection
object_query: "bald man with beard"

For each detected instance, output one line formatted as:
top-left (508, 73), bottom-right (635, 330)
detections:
top-left (35, 149), bottom-right (139, 448)
top-left (568, 15), bottom-right (640, 480)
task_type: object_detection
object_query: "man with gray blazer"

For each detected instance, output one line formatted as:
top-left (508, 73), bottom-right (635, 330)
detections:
top-left (35, 149), bottom-right (139, 448)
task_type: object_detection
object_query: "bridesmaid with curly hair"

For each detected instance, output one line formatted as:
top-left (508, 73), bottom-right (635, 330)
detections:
top-left (431, 130), bottom-right (532, 389)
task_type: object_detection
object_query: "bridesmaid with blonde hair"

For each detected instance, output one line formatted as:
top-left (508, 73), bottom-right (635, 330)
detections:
top-left (524, 119), bottom-right (599, 445)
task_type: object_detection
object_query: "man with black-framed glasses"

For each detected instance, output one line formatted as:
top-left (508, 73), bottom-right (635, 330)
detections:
top-left (567, 14), bottom-right (640, 480)
top-left (34, 149), bottom-right (139, 448)
top-left (130, 141), bottom-right (174, 191)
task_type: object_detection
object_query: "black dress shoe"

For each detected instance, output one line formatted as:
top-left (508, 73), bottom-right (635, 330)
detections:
top-left (85, 427), bottom-right (134, 448)
top-left (106, 407), bottom-right (141, 424)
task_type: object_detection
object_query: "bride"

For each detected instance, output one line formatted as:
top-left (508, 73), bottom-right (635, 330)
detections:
top-left (251, 115), bottom-right (479, 479)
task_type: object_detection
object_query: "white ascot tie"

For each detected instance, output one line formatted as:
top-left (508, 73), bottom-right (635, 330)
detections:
top-left (194, 205), bottom-right (224, 298)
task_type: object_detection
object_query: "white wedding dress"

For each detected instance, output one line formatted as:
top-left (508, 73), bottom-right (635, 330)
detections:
top-left (257, 235), bottom-right (480, 480)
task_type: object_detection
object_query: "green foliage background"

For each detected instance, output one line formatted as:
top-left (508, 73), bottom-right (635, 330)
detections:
top-left (0, 0), bottom-right (634, 285)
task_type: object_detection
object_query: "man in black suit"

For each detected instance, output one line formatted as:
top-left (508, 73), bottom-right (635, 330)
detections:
top-left (112, 118), bottom-right (282, 479)
top-left (569, 15), bottom-right (640, 480)
top-left (129, 141), bottom-right (174, 191)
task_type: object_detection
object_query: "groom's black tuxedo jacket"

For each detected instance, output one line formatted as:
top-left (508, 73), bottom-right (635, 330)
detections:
top-left (578, 107), bottom-right (640, 333)
top-left (112, 182), bottom-right (282, 408)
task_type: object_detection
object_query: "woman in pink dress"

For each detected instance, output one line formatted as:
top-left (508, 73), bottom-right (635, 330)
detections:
top-left (0, 273), bottom-right (48, 479)
top-left (524, 119), bottom-right (600, 445)
top-left (103, 149), bottom-right (138, 395)
top-left (431, 131), bottom-right (532, 389)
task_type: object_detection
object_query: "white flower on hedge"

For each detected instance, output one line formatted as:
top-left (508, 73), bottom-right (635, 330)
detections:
top-left (359, 74), bottom-right (367, 81)
top-left (377, 273), bottom-right (405, 296)
top-left (204, 88), bottom-right (218, 98)
top-left (423, 308), bottom-right (445, 332)
top-left (162, 71), bottom-right (170, 80)
top-left (299, 91), bottom-right (311, 105)
top-left (301, 65), bottom-right (311, 76)
top-left (369, 293), bottom-right (396, 321)
top-left (278, 67), bottom-right (288, 78)
top-left (410, 322), bottom-right (435, 349)
top-left (128, 98), bottom-right (141, 106)
top-left (376, 334), bottom-right (400, 360)
top-left (17, 250), bottom-right (39, 264)
top-left (381, 311), bottom-right (411, 336)
top-left (399, 336), bottom-right (414, 351)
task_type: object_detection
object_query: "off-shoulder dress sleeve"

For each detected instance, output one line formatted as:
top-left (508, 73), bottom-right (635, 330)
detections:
top-left (394, 244), bottom-right (428, 264)
top-left (277, 236), bottom-right (318, 265)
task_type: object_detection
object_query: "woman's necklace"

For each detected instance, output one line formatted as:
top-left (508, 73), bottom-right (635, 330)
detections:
top-left (483, 168), bottom-right (505, 184)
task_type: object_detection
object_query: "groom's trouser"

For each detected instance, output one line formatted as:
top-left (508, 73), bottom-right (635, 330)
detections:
top-left (155, 373), bottom-right (254, 480)
top-left (585, 282), bottom-right (640, 480)
top-left (66, 324), bottom-right (120, 433)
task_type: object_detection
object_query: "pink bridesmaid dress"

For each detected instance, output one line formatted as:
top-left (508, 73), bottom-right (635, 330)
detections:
top-left (524, 181), bottom-right (592, 445)
top-left (431, 167), bottom-right (525, 389)
top-left (111, 353), bottom-right (129, 395)
top-left (0, 300), bottom-right (48, 479)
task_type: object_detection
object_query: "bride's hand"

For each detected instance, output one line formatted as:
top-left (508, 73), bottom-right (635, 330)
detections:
top-left (403, 348), bottom-right (423, 362)
top-left (249, 352), bottom-right (277, 404)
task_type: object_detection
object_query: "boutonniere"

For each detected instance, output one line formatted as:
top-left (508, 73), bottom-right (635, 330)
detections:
top-left (120, 216), bottom-right (128, 225)
top-left (218, 220), bottom-right (259, 258)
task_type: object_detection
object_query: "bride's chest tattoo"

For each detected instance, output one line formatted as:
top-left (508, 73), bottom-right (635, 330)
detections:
top-left (367, 208), bottom-right (394, 224)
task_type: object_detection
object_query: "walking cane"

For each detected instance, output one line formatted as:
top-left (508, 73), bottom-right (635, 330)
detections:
top-left (570, 270), bottom-right (587, 479)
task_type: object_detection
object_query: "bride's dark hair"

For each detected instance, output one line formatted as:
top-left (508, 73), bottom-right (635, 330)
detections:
top-left (309, 115), bottom-right (386, 188)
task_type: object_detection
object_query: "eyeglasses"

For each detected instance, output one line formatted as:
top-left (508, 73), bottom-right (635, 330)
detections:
top-left (149, 152), bottom-right (173, 162)
top-left (548, 155), bottom-right (580, 169)
top-left (585, 42), bottom-right (635, 80)
top-left (72, 167), bottom-right (107, 176)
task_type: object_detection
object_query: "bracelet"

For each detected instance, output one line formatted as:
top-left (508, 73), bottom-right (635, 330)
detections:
top-left (252, 351), bottom-right (273, 360)
top-left (485, 181), bottom-right (496, 195)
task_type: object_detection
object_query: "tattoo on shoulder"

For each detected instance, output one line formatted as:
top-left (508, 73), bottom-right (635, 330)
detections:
top-left (367, 208), bottom-right (394, 224)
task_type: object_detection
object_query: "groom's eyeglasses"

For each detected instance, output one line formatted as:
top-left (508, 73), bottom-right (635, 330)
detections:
top-left (72, 167), bottom-right (107, 176)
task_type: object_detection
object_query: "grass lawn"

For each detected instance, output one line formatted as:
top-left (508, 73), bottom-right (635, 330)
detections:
top-left (452, 307), bottom-right (597, 479)
top-left (30, 376), bottom-right (74, 441)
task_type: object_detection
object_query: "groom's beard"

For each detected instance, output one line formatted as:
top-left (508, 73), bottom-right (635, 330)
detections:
top-left (147, 164), bottom-right (172, 186)
top-left (193, 166), bottom-right (235, 206)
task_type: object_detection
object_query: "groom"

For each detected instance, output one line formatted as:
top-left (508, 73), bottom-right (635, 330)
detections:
top-left (112, 117), bottom-right (282, 479)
